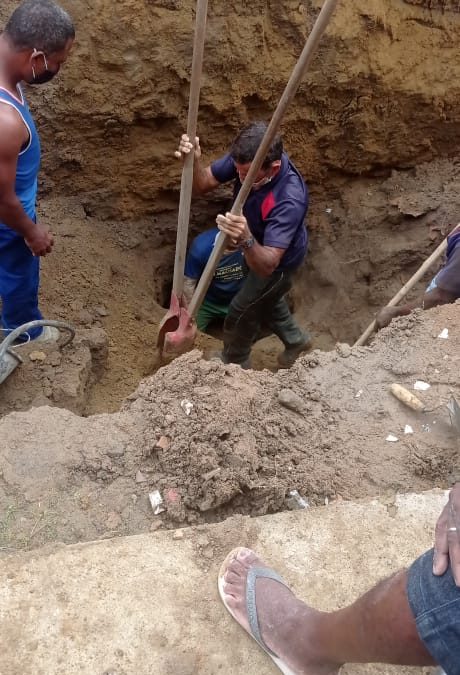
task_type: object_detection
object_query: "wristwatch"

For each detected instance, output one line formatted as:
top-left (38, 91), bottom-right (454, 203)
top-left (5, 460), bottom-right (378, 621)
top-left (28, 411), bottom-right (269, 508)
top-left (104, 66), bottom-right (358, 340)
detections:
top-left (239, 236), bottom-right (255, 250)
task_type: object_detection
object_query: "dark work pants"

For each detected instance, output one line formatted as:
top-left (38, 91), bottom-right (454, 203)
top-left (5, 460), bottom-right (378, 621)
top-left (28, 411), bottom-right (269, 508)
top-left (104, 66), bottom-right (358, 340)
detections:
top-left (223, 268), bottom-right (306, 365)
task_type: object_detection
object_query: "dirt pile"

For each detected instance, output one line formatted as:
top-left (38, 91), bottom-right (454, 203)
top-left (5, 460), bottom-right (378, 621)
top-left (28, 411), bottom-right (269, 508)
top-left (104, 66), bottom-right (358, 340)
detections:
top-left (0, 327), bottom-right (107, 417)
top-left (1, 1), bottom-right (460, 220)
top-left (0, 303), bottom-right (458, 553)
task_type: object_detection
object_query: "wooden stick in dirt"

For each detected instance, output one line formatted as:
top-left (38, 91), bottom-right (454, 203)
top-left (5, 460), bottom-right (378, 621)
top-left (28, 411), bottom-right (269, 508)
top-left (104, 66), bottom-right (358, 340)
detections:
top-left (353, 234), bottom-right (450, 348)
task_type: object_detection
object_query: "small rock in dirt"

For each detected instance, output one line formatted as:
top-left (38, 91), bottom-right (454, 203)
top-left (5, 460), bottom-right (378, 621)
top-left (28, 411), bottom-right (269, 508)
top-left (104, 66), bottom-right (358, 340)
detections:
top-left (78, 309), bottom-right (94, 325)
top-left (172, 530), bottom-right (184, 540)
top-left (105, 511), bottom-right (122, 530)
top-left (193, 386), bottom-right (212, 397)
top-left (336, 343), bottom-right (352, 358)
top-left (150, 520), bottom-right (163, 532)
top-left (29, 350), bottom-right (47, 362)
top-left (164, 414), bottom-right (175, 424)
top-left (202, 468), bottom-right (221, 482)
top-left (107, 444), bottom-right (125, 458)
top-left (156, 435), bottom-right (170, 450)
top-left (278, 389), bottom-right (304, 413)
top-left (135, 470), bottom-right (147, 483)
top-left (48, 352), bottom-right (62, 367)
top-left (95, 305), bottom-right (109, 317)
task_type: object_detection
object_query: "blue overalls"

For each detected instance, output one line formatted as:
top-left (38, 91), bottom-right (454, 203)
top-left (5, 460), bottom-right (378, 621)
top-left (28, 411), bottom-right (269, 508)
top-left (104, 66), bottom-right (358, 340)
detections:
top-left (0, 86), bottom-right (43, 340)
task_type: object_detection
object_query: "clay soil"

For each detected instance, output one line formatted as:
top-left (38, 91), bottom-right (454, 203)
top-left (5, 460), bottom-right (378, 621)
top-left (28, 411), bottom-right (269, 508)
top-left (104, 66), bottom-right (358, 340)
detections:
top-left (0, 299), bottom-right (458, 554)
top-left (1, 156), bottom-right (460, 553)
top-left (1, 155), bottom-right (458, 419)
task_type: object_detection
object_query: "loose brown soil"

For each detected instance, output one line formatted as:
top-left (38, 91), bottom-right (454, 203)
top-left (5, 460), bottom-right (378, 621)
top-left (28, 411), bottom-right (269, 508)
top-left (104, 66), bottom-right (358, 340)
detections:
top-left (0, 303), bottom-right (458, 553)
top-left (1, 0), bottom-right (460, 561)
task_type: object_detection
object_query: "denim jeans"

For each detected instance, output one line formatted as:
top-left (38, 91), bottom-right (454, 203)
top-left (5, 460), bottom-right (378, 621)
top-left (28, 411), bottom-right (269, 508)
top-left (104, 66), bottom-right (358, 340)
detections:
top-left (407, 549), bottom-right (460, 674)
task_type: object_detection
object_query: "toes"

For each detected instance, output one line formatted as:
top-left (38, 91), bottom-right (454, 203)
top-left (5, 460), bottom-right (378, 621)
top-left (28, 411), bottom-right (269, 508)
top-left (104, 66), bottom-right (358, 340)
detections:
top-left (224, 570), bottom-right (244, 586)
top-left (235, 547), bottom-right (265, 569)
top-left (226, 557), bottom-right (248, 577)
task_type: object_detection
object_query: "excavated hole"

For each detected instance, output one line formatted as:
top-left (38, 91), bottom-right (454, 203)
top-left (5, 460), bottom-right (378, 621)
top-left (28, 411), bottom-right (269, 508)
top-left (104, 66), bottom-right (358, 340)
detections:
top-left (1, 157), bottom-right (458, 421)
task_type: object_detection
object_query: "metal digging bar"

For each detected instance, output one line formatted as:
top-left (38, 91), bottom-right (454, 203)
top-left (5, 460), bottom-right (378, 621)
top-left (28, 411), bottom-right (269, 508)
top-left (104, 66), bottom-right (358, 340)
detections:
top-left (0, 320), bottom-right (75, 385)
top-left (163, 0), bottom-right (339, 355)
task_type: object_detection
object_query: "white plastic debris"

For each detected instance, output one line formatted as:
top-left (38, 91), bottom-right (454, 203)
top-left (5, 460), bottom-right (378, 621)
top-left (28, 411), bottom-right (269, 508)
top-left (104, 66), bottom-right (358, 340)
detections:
top-left (404, 425), bottom-right (414, 435)
top-left (438, 328), bottom-right (449, 339)
top-left (180, 399), bottom-right (194, 416)
top-left (149, 490), bottom-right (165, 515)
top-left (386, 434), bottom-right (399, 442)
top-left (355, 389), bottom-right (363, 399)
top-left (324, 496), bottom-right (329, 506)
top-left (288, 490), bottom-right (309, 509)
top-left (414, 380), bottom-right (431, 391)
top-left (325, 208), bottom-right (332, 214)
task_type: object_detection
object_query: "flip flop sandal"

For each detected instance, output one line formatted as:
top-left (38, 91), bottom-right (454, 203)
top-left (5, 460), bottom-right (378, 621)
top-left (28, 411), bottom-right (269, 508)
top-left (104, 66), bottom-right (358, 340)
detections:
top-left (218, 547), bottom-right (298, 675)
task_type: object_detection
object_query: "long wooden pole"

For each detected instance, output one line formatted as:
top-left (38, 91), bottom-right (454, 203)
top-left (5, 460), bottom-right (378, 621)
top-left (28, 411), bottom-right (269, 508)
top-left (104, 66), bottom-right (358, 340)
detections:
top-left (353, 235), bottom-right (449, 347)
top-left (172, 0), bottom-right (208, 298)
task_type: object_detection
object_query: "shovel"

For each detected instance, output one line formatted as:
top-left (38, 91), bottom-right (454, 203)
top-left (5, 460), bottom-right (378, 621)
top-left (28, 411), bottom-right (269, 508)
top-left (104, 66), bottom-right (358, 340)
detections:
top-left (157, 0), bottom-right (208, 352)
top-left (164, 0), bottom-right (339, 355)
top-left (354, 231), bottom-right (453, 347)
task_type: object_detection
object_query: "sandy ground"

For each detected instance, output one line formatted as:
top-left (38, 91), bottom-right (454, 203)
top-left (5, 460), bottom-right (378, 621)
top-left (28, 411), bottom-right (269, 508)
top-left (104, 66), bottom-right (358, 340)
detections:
top-left (0, 302), bottom-right (458, 553)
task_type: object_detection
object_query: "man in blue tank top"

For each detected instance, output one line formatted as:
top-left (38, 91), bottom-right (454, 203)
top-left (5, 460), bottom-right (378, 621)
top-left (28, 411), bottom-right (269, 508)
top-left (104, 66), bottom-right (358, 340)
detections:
top-left (177, 122), bottom-right (311, 369)
top-left (0, 0), bottom-right (74, 343)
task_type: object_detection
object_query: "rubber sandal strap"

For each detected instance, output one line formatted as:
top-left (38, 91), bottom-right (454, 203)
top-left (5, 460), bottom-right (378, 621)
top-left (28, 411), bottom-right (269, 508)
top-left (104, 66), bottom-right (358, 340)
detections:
top-left (246, 566), bottom-right (290, 657)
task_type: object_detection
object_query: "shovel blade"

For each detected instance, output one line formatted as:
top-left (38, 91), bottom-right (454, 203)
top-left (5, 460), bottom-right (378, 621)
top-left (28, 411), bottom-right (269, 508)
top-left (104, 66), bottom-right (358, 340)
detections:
top-left (157, 293), bottom-right (181, 349)
top-left (163, 306), bottom-right (197, 355)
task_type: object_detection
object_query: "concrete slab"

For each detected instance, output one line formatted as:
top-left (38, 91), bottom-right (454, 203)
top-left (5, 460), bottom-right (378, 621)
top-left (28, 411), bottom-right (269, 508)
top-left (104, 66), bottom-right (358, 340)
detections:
top-left (0, 491), bottom-right (448, 675)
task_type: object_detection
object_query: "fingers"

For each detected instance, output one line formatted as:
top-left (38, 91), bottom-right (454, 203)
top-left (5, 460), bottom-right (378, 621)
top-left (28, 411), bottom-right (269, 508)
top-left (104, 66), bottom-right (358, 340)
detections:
top-left (175, 134), bottom-right (200, 159)
top-left (433, 505), bottom-right (450, 576)
top-left (216, 212), bottom-right (247, 240)
top-left (433, 487), bottom-right (460, 585)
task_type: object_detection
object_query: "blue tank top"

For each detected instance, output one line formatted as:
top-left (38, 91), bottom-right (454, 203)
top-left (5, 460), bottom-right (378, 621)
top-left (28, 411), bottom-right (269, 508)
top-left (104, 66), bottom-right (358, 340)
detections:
top-left (0, 86), bottom-right (41, 223)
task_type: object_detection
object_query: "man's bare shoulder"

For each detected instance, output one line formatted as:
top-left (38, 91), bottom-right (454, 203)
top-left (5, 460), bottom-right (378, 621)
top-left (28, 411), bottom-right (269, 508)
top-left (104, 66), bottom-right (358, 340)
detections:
top-left (0, 101), bottom-right (27, 151)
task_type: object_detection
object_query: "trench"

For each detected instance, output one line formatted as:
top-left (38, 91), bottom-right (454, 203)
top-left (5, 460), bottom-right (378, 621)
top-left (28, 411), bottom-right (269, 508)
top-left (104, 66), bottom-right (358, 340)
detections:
top-left (33, 157), bottom-right (459, 416)
top-left (1, 0), bottom-right (460, 552)
top-left (0, 156), bottom-right (450, 425)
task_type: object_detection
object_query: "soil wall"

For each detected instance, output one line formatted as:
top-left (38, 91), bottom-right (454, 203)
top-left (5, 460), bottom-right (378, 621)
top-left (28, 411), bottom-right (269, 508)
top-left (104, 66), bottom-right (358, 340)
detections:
top-left (1, 0), bottom-right (460, 219)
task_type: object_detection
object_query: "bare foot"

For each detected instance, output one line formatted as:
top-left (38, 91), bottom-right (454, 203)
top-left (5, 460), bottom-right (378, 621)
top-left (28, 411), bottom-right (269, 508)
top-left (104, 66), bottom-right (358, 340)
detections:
top-left (220, 548), bottom-right (342, 675)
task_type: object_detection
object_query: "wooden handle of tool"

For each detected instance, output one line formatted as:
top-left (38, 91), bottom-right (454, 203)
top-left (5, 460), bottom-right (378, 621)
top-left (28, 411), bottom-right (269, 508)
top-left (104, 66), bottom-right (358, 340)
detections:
top-left (188, 0), bottom-right (339, 318)
top-left (353, 234), bottom-right (449, 347)
top-left (172, 0), bottom-right (208, 297)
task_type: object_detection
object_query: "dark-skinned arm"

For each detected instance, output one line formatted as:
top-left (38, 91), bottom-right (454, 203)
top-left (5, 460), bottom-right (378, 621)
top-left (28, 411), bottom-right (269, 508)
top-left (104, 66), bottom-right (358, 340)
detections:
top-left (0, 106), bottom-right (53, 255)
top-left (376, 286), bottom-right (457, 329)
